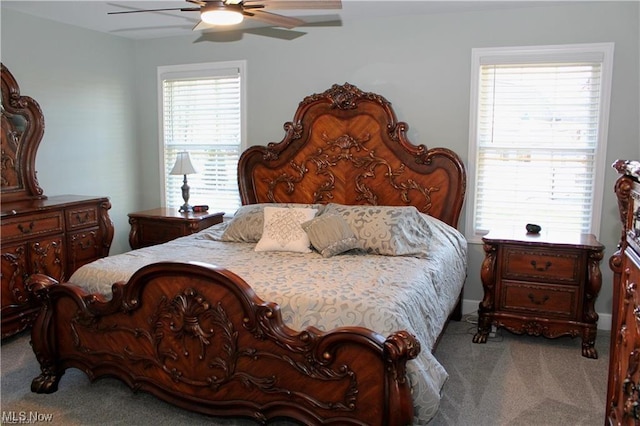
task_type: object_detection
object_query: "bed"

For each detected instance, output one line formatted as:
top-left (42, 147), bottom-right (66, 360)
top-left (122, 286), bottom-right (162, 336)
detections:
top-left (27, 82), bottom-right (467, 425)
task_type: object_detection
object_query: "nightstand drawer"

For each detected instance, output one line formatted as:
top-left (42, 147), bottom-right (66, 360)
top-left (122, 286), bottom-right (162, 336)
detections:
top-left (500, 281), bottom-right (578, 318)
top-left (502, 246), bottom-right (581, 285)
top-left (1, 212), bottom-right (64, 242)
top-left (66, 205), bottom-right (99, 230)
top-left (139, 222), bottom-right (185, 246)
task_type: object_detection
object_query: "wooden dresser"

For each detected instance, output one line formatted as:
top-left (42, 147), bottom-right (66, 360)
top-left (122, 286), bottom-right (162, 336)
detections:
top-left (607, 159), bottom-right (640, 424)
top-left (0, 64), bottom-right (114, 338)
top-left (473, 228), bottom-right (604, 358)
top-left (1, 196), bottom-right (114, 338)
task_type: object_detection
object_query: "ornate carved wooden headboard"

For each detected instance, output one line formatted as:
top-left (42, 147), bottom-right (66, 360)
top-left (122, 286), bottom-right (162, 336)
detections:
top-left (238, 83), bottom-right (466, 227)
top-left (1, 63), bottom-right (46, 203)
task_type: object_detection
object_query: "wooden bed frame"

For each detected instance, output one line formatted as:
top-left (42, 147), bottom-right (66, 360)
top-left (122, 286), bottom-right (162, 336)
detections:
top-left (27, 83), bottom-right (466, 425)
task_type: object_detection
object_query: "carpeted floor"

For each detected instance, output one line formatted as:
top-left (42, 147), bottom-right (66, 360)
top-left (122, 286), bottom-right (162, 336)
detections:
top-left (1, 315), bottom-right (609, 425)
top-left (430, 316), bottom-right (609, 425)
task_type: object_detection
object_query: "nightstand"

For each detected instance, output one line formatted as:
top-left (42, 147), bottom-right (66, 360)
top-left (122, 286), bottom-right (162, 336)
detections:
top-left (472, 229), bottom-right (604, 358)
top-left (128, 208), bottom-right (224, 249)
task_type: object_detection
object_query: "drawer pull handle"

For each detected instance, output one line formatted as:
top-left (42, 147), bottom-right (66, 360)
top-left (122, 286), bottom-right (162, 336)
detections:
top-left (17, 222), bottom-right (35, 234)
top-left (528, 293), bottom-right (549, 305)
top-left (531, 260), bottom-right (552, 272)
top-left (75, 212), bottom-right (90, 224)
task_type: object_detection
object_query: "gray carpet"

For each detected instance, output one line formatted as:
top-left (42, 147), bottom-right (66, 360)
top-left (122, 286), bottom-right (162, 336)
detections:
top-left (1, 315), bottom-right (609, 425)
top-left (430, 316), bottom-right (609, 425)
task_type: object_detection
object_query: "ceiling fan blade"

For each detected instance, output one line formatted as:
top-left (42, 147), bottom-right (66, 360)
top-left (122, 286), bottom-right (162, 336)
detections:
top-left (247, 10), bottom-right (305, 29)
top-left (242, 4), bottom-right (266, 10)
top-left (244, 0), bottom-right (342, 10)
top-left (194, 26), bottom-right (306, 42)
top-left (108, 8), bottom-right (199, 15)
top-left (245, 26), bottom-right (307, 39)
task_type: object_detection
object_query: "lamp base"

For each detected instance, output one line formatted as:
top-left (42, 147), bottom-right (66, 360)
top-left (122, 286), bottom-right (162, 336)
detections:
top-left (178, 175), bottom-right (192, 213)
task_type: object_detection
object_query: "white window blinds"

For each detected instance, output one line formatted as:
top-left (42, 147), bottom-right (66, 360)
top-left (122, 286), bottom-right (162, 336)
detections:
top-left (467, 44), bottom-right (613, 240)
top-left (160, 62), bottom-right (245, 215)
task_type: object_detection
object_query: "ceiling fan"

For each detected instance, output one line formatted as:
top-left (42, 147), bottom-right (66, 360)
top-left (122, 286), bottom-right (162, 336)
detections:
top-left (108, 0), bottom-right (342, 31)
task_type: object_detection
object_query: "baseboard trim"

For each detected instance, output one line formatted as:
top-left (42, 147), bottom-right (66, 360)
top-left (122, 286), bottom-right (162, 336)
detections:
top-left (462, 299), bottom-right (611, 331)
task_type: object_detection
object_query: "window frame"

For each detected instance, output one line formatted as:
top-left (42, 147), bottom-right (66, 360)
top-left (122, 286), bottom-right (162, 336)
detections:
top-left (157, 60), bottom-right (247, 213)
top-left (465, 43), bottom-right (614, 244)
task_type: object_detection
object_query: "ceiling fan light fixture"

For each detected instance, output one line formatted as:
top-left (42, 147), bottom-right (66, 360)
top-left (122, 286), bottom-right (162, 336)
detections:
top-left (201, 4), bottom-right (244, 26)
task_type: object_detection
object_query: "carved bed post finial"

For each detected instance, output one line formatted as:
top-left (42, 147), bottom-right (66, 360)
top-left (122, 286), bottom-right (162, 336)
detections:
top-left (383, 330), bottom-right (420, 426)
top-left (299, 82), bottom-right (392, 111)
top-left (325, 83), bottom-right (362, 109)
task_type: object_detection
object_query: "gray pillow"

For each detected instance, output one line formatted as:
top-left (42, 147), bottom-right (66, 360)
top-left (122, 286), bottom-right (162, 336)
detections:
top-left (322, 203), bottom-right (433, 257)
top-left (221, 203), bottom-right (323, 243)
top-left (302, 214), bottom-right (361, 258)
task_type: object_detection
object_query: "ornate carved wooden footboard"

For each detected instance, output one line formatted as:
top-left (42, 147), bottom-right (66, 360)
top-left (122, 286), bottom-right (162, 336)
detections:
top-left (28, 262), bottom-right (420, 425)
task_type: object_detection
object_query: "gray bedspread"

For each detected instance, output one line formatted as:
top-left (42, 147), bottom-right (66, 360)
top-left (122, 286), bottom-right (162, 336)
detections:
top-left (70, 214), bottom-right (467, 424)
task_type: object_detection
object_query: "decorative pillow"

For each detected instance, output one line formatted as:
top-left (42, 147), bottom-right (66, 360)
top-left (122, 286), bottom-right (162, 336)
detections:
top-left (255, 207), bottom-right (318, 253)
top-left (322, 203), bottom-right (433, 257)
top-left (221, 203), bottom-right (322, 243)
top-left (301, 214), bottom-right (361, 258)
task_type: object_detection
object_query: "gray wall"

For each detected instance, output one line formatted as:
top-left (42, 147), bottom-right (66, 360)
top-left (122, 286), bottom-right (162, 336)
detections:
top-left (2, 2), bottom-right (639, 321)
top-left (1, 10), bottom-right (138, 254)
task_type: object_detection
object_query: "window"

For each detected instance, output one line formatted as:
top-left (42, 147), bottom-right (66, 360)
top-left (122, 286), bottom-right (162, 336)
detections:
top-left (158, 61), bottom-right (246, 215)
top-left (466, 44), bottom-right (614, 242)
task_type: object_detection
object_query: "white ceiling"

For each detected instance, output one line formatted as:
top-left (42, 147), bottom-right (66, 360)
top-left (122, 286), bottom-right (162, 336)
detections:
top-left (2, 1), bottom-right (550, 40)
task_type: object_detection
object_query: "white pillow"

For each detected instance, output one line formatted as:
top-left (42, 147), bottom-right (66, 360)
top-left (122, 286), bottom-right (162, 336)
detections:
top-left (255, 207), bottom-right (318, 253)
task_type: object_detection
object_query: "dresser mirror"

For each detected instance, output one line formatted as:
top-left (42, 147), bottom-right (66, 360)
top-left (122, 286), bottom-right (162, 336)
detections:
top-left (1, 63), bottom-right (46, 204)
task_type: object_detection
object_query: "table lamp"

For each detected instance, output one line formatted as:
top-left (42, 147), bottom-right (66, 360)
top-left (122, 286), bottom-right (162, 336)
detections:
top-left (170, 151), bottom-right (197, 212)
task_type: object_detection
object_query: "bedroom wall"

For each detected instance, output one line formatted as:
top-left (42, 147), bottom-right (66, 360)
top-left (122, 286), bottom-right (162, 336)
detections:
top-left (1, 9), bottom-right (138, 255)
top-left (1, 2), bottom-right (638, 322)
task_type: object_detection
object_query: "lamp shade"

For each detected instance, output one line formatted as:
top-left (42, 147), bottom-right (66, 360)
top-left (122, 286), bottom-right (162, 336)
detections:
top-left (170, 152), bottom-right (196, 176)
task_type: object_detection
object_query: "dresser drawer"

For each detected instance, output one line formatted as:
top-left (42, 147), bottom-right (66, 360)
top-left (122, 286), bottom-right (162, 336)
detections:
top-left (66, 205), bottom-right (99, 230)
top-left (1, 212), bottom-right (64, 242)
top-left (500, 280), bottom-right (579, 318)
top-left (502, 246), bottom-right (582, 285)
top-left (67, 228), bottom-right (101, 273)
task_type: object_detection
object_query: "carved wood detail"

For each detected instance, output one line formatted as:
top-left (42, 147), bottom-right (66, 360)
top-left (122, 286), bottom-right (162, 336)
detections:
top-left (239, 82), bottom-right (466, 228)
top-left (259, 130), bottom-right (440, 212)
top-left (28, 262), bottom-right (420, 425)
top-left (1, 63), bottom-right (45, 202)
top-left (607, 161), bottom-right (640, 424)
